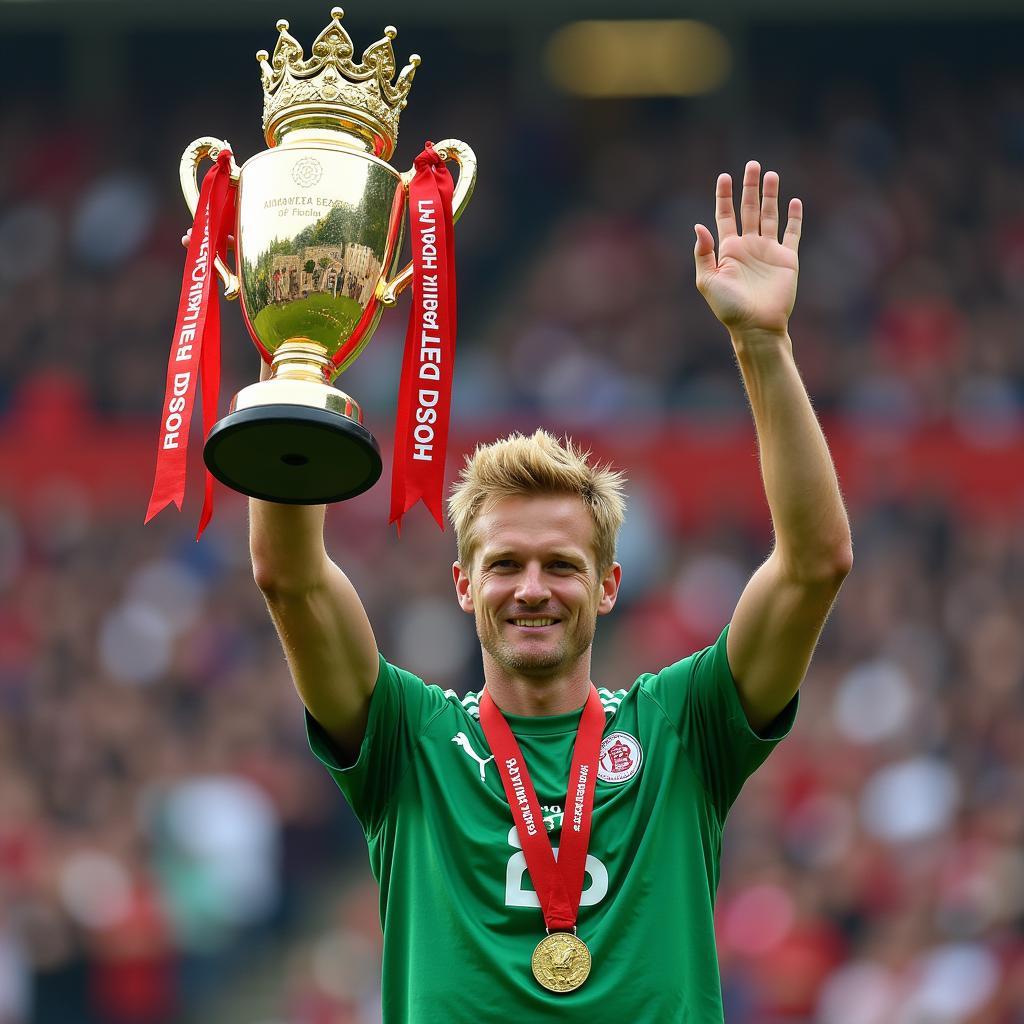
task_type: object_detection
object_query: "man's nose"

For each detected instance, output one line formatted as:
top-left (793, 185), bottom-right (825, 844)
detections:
top-left (514, 565), bottom-right (550, 604)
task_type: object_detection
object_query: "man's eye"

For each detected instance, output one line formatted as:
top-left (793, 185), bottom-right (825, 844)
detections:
top-left (551, 561), bottom-right (577, 570)
top-left (490, 560), bottom-right (515, 569)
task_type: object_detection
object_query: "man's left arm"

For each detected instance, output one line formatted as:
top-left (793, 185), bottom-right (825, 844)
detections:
top-left (695, 160), bottom-right (853, 733)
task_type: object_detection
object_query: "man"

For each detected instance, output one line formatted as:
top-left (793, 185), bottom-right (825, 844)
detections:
top-left (251, 162), bottom-right (851, 1021)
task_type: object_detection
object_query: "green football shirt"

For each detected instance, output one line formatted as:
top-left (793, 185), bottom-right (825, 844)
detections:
top-left (306, 626), bottom-right (797, 1023)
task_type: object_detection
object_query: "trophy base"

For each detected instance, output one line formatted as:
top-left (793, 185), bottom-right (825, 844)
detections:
top-left (203, 404), bottom-right (382, 504)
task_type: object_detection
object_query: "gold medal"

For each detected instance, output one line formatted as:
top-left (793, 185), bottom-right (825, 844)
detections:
top-left (531, 931), bottom-right (591, 993)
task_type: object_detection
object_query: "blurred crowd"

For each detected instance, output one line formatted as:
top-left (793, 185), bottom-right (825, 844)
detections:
top-left (2, 26), bottom-right (1024, 1024)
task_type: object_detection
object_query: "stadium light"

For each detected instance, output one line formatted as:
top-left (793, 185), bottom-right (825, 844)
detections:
top-left (545, 19), bottom-right (732, 98)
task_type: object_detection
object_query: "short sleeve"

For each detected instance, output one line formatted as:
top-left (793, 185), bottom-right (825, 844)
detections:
top-left (305, 654), bottom-right (447, 837)
top-left (640, 625), bottom-right (797, 817)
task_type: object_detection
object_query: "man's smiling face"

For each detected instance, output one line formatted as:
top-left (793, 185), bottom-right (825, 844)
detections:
top-left (453, 494), bottom-right (620, 679)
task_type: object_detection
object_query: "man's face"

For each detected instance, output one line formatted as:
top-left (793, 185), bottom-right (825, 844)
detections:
top-left (453, 494), bottom-right (621, 678)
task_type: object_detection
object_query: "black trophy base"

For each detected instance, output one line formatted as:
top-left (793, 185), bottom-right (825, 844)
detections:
top-left (203, 404), bottom-right (382, 504)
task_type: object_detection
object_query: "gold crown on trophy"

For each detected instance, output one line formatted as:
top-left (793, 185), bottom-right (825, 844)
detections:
top-left (257, 6), bottom-right (421, 158)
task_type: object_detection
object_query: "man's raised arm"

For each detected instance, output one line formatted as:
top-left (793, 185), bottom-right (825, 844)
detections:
top-left (694, 161), bottom-right (853, 733)
top-left (249, 368), bottom-right (379, 752)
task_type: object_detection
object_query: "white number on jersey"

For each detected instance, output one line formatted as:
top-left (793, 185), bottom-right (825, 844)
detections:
top-left (504, 825), bottom-right (609, 909)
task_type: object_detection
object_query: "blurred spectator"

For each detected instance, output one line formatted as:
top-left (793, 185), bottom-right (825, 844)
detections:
top-left (3, 24), bottom-right (1024, 1024)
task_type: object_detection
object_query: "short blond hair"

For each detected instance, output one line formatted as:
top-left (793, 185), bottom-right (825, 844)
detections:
top-left (448, 430), bottom-right (626, 573)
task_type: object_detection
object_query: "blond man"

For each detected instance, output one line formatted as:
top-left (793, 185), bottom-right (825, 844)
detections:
top-left (251, 162), bottom-right (852, 1022)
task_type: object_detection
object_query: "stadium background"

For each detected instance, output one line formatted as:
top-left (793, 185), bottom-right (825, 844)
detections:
top-left (3, 0), bottom-right (1024, 1020)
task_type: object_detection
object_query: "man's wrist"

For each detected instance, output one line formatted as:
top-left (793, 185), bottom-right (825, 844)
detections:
top-left (728, 327), bottom-right (792, 355)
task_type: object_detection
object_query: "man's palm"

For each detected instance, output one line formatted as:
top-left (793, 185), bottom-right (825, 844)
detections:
top-left (694, 162), bottom-right (802, 336)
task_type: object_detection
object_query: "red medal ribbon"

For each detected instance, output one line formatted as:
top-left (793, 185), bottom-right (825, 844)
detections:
top-left (389, 141), bottom-right (457, 532)
top-left (145, 149), bottom-right (237, 539)
top-left (480, 687), bottom-right (605, 933)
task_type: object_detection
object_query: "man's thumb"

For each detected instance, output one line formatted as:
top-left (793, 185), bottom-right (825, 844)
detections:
top-left (694, 224), bottom-right (717, 282)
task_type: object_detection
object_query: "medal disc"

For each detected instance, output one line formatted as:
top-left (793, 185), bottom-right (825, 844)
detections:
top-left (531, 932), bottom-right (591, 993)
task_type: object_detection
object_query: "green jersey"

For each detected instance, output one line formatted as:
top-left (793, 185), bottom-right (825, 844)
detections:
top-left (306, 626), bottom-right (796, 1022)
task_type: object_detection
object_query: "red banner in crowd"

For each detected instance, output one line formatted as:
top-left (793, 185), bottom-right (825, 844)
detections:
top-left (145, 150), bottom-right (236, 539)
top-left (389, 142), bottom-right (457, 532)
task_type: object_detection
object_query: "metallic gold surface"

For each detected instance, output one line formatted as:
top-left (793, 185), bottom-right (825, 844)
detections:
top-left (531, 932), bottom-right (592, 993)
top-left (176, 7), bottom-right (476, 485)
top-left (234, 142), bottom-right (402, 376)
top-left (230, 375), bottom-right (363, 424)
top-left (180, 126), bottom-right (476, 383)
top-left (270, 340), bottom-right (333, 383)
top-left (179, 137), bottom-right (242, 299)
top-left (240, 339), bottom-right (364, 419)
top-left (257, 8), bottom-right (419, 158)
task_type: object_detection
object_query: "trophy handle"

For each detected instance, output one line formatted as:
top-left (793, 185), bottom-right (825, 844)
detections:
top-left (179, 136), bottom-right (242, 301)
top-left (379, 138), bottom-right (477, 307)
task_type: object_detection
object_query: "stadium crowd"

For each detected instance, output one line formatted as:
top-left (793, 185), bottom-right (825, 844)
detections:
top-left (2, 38), bottom-right (1024, 1024)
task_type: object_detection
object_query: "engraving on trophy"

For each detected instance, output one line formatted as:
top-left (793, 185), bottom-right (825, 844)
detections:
top-left (291, 156), bottom-right (324, 188)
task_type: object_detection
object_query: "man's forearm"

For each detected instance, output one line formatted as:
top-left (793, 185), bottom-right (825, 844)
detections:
top-left (247, 356), bottom-right (330, 592)
top-left (732, 328), bottom-right (851, 579)
top-left (249, 499), bottom-right (329, 593)
top-left (243, 358), bottom-right (379, 743)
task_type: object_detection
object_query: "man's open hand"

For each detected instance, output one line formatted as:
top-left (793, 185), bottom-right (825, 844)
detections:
top-left (694, 161), bottom-right (801, 337)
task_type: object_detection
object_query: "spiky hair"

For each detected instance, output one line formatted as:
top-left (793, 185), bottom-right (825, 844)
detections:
top-left (448, 429), bottom-right (626, 572)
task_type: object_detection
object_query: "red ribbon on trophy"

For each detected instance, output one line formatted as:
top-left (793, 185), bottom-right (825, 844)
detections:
top-left (145, 149), bottom-right (236, 539)
top-left (389, 141), bottom-right (457, 532)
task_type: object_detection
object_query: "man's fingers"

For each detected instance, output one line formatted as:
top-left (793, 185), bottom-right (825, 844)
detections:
top-left (693, 223), bottom-right (717, 283)
top-left (761, 170), bottom-right (780, 241)
top-left (783, 197), bottom-right (803, 252)
top-left (740, 160), bottom-right (761, 234)
top-left (181, 229), bottom-right (235, 250)
top-left (714, 173), bottom-right (737, 242)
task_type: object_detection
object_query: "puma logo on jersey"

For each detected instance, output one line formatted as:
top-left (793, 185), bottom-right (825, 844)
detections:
top-left (452, 732), bottom-right (495, 783)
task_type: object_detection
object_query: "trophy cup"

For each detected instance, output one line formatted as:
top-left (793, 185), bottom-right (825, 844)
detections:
top-left (179, 8), bottom-right (476, 504)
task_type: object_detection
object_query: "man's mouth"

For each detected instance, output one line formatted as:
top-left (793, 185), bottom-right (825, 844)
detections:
top-left (508, 617), bottom-right (559, 629)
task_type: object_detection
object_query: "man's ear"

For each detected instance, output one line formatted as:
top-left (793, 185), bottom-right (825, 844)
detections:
top-left (453, 562), bottom-right (474, 613)
top-left (597, 562), bottom-right (622, 616)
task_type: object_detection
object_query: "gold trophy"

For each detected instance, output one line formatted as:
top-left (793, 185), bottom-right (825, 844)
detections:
top-left (180, 7), bottom-right (476, 503)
